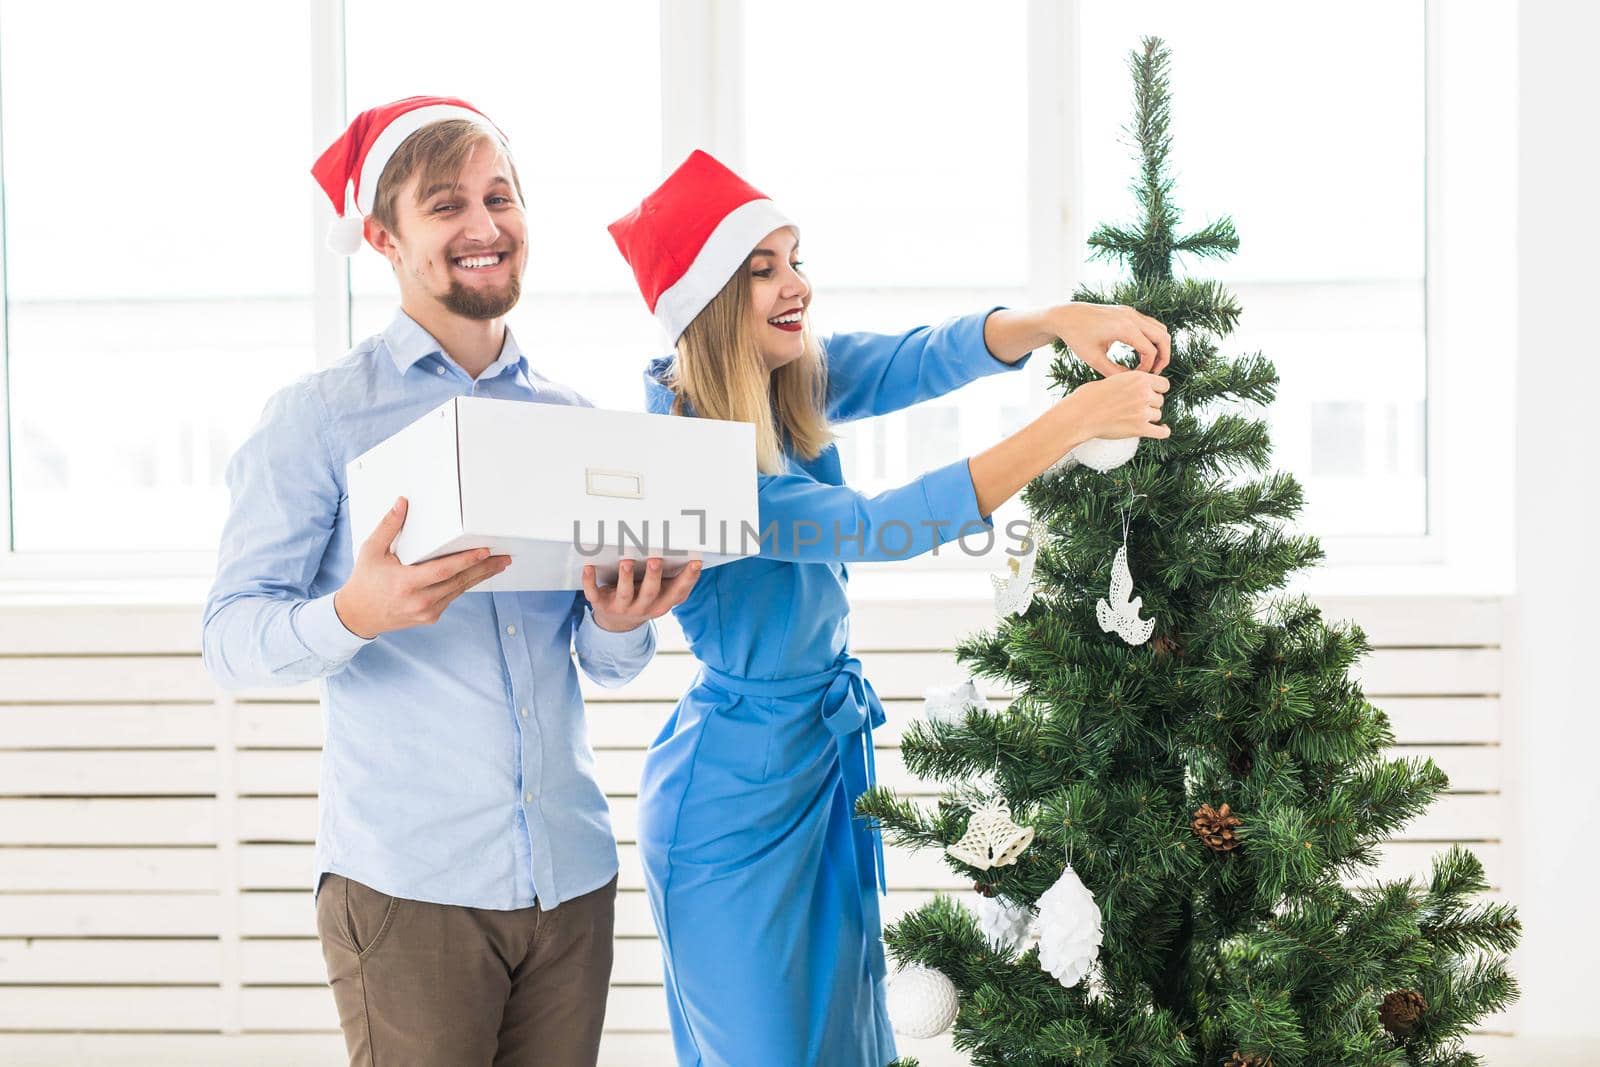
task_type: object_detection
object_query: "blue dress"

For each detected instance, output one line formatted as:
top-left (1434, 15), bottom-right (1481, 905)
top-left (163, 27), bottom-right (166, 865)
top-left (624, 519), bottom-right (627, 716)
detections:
top-left (638, 309), bottom-right (1027, 1066)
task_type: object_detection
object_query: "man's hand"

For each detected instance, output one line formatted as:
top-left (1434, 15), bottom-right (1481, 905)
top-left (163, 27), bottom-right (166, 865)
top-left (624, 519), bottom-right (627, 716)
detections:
top-left (582, 557), bottom-right (701, 633)
top-left (1048, 302), bottom-right (1171, 376)
top-left (333, 497), bottom-right (512, 640)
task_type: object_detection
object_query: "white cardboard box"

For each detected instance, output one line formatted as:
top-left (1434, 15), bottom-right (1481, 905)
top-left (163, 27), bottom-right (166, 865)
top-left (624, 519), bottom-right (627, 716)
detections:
top-left (346, 396), bottom-right (759, 591)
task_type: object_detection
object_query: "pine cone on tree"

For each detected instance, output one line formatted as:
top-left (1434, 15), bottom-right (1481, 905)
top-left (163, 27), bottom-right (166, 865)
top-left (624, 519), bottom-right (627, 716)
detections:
top-left (974, 881), bottom-right (996, 898)
top-left (1222, 1053), bottom-right (1272, 1067)
top-left (1192, 802), bottom-right (1242, 852)
top-left (1379, 988), bottom-right (1428, 1038)
top-left (1150, 633), bottom-right (1179, 657)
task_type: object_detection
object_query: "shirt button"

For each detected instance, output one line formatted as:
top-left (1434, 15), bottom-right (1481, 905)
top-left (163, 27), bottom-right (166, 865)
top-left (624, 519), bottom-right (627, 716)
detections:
top-left (436, 366), bottom-right (445, 375)
top-left (505, 624), bottom-right (517, 636)
top-left (518, 706), bottom-right (529, 718)
top-left (523, 792), bottom-right (533, 804)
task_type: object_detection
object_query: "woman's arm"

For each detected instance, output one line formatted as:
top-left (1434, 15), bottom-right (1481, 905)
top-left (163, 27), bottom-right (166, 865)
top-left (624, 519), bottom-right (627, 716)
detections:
top-left (983, 303), bottom-right (1173, 375)
top-left (822, 309), bottom-right (1021, 424)
top-left (968, 368), bottom-right (1171, 517)
top-left (823, 301), bottom-right (1172, 425)
top-left (754, 369), bottom-right (1170, 562)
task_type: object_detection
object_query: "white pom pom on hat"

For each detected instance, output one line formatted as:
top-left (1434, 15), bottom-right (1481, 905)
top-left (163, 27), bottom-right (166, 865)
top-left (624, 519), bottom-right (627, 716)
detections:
top-left (310, 95), bottom-right (508, 257)
top-left (326, 214), bottom-right (367, 256)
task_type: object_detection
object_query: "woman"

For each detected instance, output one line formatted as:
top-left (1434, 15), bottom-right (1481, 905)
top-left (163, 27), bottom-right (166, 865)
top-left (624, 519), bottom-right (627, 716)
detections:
top-left (606, 150), bottom-right (1170, 1066)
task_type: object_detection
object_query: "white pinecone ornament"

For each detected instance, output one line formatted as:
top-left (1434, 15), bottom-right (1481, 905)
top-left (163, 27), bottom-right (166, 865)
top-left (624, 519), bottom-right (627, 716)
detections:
top-left (886, 964), bottom-right (959, 1039)
top-left (1034, 863), bottom-right (1103, 988)
top-left (972, 892), bottom-right (1037, 954)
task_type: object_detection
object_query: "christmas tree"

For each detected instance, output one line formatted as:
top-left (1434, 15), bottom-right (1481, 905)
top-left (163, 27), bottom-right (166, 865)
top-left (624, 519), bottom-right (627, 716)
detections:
top-left (862, 38), bottom-right (1519, 1067)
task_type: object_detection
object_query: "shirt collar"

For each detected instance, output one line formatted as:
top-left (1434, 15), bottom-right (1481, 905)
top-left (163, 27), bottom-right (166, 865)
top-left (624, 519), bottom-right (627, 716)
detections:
top-left (382, 308), bottom-right (529, 382)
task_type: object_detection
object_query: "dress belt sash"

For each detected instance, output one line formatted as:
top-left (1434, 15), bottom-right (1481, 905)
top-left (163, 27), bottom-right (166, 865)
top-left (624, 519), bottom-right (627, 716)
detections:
top-left (697, 652), bottom-right (888, 895)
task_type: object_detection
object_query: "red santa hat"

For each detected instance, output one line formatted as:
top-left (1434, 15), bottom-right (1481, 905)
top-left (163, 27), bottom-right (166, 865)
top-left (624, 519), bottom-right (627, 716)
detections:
top-left (311, 95), bottom-right (506, 255)
top-left (608, 150), bottom-right (797, 342)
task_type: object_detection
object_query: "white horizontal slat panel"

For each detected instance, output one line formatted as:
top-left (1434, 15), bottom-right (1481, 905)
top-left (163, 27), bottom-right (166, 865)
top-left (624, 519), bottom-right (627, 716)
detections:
top-left (0, 848), bottom-right (217, 892)
top-left (0, 704), bottom-right (216, 748)
top-left (0, 1031), bottom-right (1000, 1067)
top-left (0, 987), bottom-right (222, 1030)
top-left (573, 647), bottom-right (1502, 704)
top-left (1310, 596), bottom-right (1503, 648)
top-left (0, 1032), bottom-right (843, 1067)
top-left (0, 894), bottom-right (223, 938)
top-left (0, 604), bottom-right (204, 655)
top-left (1389, 745), bottom-right (1500, 793)
top-left (219, 687), bottom-right (1503, 758)
top-left (231, 886), bottom-right (954, 941)
top-left (234, 934), bottom-right (669, 987)
top-left (0, 939), bottom-right (219, 984)
top-left (0, 799), bottom-right (217, 845)
top-left (235, 702), bottom-right (322, 748)
top-left (600, 792), bottom-right (1499, 846)
top-left (235, 983), bottom-right (672, 1033)
top-left (239, 892), bottom-right (318, 938)
top-left (579, 653), bottom-right (699, 702)
top-left (238, 797), bottom-right (317, 841)
top-left (228, 775), bottom-right (1499, 852)
top-left (0, 594), bottom-right (1509, 1054)
top-left (1378, 697), bottom-right (1500, 744)
top-left (0, 596), bottom-right (1502, 658)
top-left (0, 1033), bottom-right (350, 1066)
top-left (236, 751), bottom-right (318, 796)
top-left (1355, 648), bottom-right (1501, 696)
top-left (0, 751), bottom-right (217, 797)
top-left (0, 656), bottom-right (215, 703)
top-left (237, 840), bottom-right (1503, 897)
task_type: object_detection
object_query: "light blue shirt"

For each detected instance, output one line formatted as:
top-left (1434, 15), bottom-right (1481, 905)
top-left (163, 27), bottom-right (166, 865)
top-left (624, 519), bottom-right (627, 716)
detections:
top-left (202, 309), bottom-right (656, 911)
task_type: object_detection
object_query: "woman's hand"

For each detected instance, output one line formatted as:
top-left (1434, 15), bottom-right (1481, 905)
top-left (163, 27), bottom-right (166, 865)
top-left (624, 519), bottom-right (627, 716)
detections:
top-left (1060, 370), bottom-right (1171, 441)
top-left (583, 558), bottom-right (701, 632)
top-left (982, 303), bottom-right (1171, 374)
top-left (1046, 302), bottom-right (1171, 376)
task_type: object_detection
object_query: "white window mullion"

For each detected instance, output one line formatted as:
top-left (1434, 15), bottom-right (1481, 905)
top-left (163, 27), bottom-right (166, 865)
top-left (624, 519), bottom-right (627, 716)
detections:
top-left (659, 0), bottom-right (744, 171)
top-left (310, 0), bottom-right (351, 369)
top-left (0, 49), bottom-right (14, 560)
top-left (1026, 0), bottom-right (1082, 413)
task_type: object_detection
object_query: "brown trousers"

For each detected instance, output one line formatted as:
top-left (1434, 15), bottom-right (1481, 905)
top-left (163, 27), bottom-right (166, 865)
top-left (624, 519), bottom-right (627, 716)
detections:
top-left (316, 872), bottom-right (618, 1067)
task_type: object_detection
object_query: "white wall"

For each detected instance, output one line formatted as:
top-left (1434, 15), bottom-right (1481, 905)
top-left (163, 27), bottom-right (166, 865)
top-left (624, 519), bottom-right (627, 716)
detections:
top-left (1511, 0), bottom-right (1600, 1039)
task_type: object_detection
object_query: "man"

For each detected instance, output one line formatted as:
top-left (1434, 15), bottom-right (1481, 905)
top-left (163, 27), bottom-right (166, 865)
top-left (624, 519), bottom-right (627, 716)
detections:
top-left (201, 96), bottom-right (698, 1067)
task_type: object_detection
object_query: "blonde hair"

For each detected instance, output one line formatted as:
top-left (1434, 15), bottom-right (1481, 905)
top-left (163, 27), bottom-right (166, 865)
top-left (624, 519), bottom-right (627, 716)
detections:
top-left (370, 119), bottom-right (523, 236)
top-left (667, 261), bottom-right (833, 474)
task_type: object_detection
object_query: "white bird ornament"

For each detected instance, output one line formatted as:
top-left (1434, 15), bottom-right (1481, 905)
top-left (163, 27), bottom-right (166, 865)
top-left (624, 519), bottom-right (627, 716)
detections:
top-left (1095, 545), bottom-right (1154, 645)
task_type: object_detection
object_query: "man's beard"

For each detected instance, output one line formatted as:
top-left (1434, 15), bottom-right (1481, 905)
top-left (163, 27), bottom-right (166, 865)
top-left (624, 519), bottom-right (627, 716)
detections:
top-left (442, 270), bottom-right (522, 320)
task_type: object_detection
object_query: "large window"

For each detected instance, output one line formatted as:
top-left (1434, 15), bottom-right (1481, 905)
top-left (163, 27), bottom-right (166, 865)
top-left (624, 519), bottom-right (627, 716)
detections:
top-left (0, 2), bottom-right (313, 553)
top-left (1080, 3), bottom-right (1427, 538)
top-left (742, 0), bottom-right (1035, 557)
top-left (0, 1), bottom-right (1460, 582)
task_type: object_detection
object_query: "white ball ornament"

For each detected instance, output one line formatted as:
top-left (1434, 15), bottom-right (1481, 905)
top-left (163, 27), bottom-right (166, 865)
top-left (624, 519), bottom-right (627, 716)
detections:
top-left (972, 892), bottom-right (1037, 954)
top-left (923, 679), bottom-right (991, 726)
top-left (1034, 863), bottom-right (1104, 988)
top-left (1067, 435), bottom-right (1140, 473)
top-left (886, 964), bottom-right (959, 1039)
top-left (1046, 342), bottom-right (1145, 476)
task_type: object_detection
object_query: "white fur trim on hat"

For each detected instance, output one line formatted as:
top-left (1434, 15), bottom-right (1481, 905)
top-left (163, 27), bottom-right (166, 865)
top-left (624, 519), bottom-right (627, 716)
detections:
top-left (654, 198), bottom-right (797, 342)
top-left (354, 103), bottom-right (504, 216)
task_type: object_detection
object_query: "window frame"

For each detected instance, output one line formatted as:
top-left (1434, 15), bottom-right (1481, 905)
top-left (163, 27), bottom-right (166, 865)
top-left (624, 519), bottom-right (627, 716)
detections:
top-left (0, 0), bottom-right (1513, 595)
